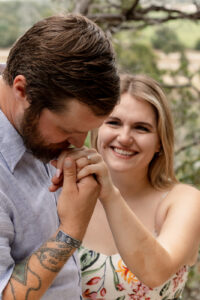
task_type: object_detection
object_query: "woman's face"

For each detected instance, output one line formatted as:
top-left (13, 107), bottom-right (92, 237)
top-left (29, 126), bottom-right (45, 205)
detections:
top-left (97, 93), bottom-right (160, 174)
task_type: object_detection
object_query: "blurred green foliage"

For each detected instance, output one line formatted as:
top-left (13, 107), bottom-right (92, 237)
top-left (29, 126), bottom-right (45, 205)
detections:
top-left (151, 26), bottom-right (184, 53)
top-left (195, 38), bottom-right (200, 51)
top-left (143, 19), bottom-right (200, 50)
top-left (0, 0), bottom-right (70, 48)
top-left (114, 33), bottom-right (161, 79)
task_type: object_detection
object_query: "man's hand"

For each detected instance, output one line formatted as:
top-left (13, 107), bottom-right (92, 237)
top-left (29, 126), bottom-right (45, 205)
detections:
top-left (57, 157), bottom-right (100, 240)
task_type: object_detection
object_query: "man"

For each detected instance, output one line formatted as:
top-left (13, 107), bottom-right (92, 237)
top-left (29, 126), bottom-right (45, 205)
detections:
top-left (0, 14), bottom-right (119, 299)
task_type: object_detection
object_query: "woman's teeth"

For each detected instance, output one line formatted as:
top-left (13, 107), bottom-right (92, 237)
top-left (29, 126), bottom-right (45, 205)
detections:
top-left (113, 147), bottom-right (135, 156)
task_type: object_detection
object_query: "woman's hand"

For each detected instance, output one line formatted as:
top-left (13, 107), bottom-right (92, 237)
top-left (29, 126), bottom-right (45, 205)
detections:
top-left (49, 147), bottom-right (118, 202)
top-left (76, 151), bottom-right (118, 201)
top-left (49, 147), bottom-right (91, 192)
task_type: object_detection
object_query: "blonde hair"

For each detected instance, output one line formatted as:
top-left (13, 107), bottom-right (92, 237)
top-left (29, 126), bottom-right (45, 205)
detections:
top-left (91, 74), bottom-right (177, 190)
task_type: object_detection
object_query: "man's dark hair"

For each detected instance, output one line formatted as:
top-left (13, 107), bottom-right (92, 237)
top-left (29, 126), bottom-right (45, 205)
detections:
top-left (3, 14), bottom-right (119, 116)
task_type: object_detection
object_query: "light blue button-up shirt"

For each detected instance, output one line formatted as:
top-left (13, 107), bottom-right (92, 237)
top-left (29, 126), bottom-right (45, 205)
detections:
top-left (0, 110), bottom-right (81, 299)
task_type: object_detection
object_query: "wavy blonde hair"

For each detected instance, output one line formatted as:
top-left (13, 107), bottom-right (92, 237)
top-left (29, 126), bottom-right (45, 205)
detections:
top-left (91, 74), bottom-right (177, 190)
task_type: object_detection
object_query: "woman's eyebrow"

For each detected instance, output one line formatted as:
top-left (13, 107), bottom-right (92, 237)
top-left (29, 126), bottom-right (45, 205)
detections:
top-left (134, 121), bottom-right (155, 129)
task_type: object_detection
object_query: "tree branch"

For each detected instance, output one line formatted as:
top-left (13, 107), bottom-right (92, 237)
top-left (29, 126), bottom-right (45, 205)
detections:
top-left (175, 140), bottom-right (200, 155)
top-left (124, 0), bottom-right (140, 19)
top-left (85, 0), bottom-right (200, 33)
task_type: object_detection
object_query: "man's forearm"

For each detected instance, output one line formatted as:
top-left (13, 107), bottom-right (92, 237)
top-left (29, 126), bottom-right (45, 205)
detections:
top-left (3, 234), bottom-right (75, 300)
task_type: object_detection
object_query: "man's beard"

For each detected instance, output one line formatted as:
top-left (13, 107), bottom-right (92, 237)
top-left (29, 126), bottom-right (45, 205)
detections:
top-left (20, 107), bottom-right (70, 163)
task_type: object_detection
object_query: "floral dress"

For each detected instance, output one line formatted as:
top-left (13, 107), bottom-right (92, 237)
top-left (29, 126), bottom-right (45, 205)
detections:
top-left (78, 246), bottom-right (188, 300)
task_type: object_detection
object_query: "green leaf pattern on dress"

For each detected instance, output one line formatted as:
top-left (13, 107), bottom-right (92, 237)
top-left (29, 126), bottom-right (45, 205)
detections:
top-left (78, 246), bottom-right (188, 300)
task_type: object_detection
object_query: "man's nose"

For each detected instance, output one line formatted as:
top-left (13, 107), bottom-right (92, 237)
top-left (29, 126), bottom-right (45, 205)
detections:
top-left (68, 133), bottom-right (88, 148)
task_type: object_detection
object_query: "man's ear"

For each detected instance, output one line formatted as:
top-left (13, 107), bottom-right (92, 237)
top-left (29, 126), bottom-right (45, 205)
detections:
top-left (13, 75), bottom-right (29, 108)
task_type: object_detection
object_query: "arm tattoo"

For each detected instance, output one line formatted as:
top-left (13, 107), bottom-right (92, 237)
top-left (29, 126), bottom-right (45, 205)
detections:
top-left (34, 237), bottom-right (73, 272)
top-left (10, 266), bottom-right (41, 300)
top-left (7, 237), bottom-right (73, 299)
top-left (12, 257), bottom-right (30, 285)
top-left (9, 258), bottom-right (41, 300)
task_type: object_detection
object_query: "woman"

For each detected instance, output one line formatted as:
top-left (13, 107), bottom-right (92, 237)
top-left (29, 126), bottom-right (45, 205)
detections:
top-left (50, 74), bottom-right (200, 299)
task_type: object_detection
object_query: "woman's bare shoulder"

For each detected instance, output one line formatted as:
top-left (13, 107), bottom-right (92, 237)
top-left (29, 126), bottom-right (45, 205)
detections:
top-left (169, 183), bottom-right (200, 199)
top-left (157, 183), bottom-right (200, 228)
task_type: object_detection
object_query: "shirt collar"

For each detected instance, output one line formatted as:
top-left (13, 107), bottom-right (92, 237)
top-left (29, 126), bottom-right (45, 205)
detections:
top-left (0, 110), bottom-right (26, 173)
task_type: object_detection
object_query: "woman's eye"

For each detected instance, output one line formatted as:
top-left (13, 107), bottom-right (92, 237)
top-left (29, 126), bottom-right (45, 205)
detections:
top-left (136, 126), bottom-right (149, 132)
top-left (106, 121), bottom-right (120, 126)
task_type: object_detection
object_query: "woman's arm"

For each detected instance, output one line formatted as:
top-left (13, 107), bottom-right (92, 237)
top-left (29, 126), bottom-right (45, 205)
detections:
top-left (49, 149), bottom-right (200, 288)
top-left (100, 184), bottom-right (200, 287)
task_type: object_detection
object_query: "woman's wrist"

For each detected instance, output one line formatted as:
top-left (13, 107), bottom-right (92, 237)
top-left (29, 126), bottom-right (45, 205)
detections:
top-left (100, 186), bottom-right (120, 207)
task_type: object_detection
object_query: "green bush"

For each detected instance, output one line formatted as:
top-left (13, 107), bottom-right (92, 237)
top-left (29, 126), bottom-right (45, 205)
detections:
top-left (114, 39), bottom-right (161, 80)
top-left (151, 26), bottom-right (184, 53)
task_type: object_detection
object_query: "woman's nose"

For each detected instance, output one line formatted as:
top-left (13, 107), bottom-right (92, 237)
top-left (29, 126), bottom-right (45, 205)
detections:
top-left (117, 128), bottom-right (133, 145)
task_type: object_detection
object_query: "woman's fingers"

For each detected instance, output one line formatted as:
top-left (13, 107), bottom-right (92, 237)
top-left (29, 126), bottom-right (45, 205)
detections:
top-left (67, 148), bottom-right (97, 162)
top-left (76, 157), bottom-right (90, 171)
top-left (77, 162), bottom-right (106, 182)
top-left (76, 153), bottom-right (101, 171)
top-left (49, 148), bottom-right (100, 192)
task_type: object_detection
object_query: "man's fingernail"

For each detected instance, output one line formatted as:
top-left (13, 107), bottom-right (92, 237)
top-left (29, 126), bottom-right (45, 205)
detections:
top-left (65, 159), bottom-right (72, 168)
top-left (56, 169), bottom-right (61, 178)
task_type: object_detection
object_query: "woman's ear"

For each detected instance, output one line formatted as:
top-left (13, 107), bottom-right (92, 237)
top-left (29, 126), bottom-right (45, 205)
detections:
top-left (155, 140), bottom-right (161, 154)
